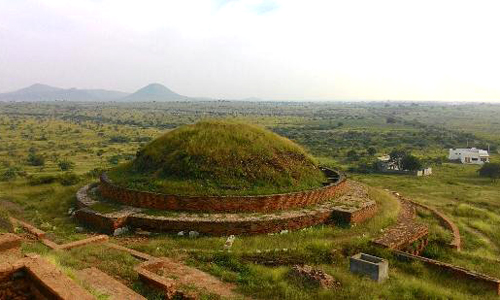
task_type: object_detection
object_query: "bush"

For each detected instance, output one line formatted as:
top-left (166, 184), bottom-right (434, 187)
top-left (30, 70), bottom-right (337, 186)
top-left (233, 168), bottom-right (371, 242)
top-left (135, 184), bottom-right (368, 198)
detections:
top-left (27, 153), bottom-right (45, 166)
top-left (108, 155), bottom-right (121, 165)
top-left (86, 168), bottom-right (104, 178)
top-left (28, 175), bottom-right (57, 185)
top-left (109, 135), bottom-right (131, 143)
top-left (58, 173), bottom-right (81, 186)
top-left (478, 163), bottom-right (500, 181)
top-left (58, 160), bottom-right (75, 171)
top-left (1, 168), bottom-right (18, 181)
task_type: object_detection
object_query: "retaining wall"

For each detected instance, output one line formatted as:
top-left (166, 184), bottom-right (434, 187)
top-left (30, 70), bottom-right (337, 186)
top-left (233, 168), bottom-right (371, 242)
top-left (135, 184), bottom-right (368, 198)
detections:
top-left (75, 183), bottom-right (378, 235)
top-left (406, 199), bottom-right (461, 251)
top-left (99, 168), bottom-right (346, 213)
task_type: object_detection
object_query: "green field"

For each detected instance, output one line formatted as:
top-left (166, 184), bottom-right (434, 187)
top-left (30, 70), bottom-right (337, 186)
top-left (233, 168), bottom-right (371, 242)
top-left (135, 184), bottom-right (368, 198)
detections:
top-left (1, 101), bottom-right (500, 299)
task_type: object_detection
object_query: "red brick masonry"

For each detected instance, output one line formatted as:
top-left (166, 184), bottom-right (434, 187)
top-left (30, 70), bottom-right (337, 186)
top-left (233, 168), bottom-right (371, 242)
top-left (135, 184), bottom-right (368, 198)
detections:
top-left (75, 181), bottom-right (378, 235)
top-left (99, 168), bottom-right (347, 213)
top-left (0, 255), bottom-right (95, 299)
top-left (405, 199), bottom-right (461, 251)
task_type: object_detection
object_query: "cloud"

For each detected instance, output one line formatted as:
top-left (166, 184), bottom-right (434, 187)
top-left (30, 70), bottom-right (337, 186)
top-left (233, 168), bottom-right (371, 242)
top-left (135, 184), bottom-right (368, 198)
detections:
top-left (0, 0), bottom-right (499, 101)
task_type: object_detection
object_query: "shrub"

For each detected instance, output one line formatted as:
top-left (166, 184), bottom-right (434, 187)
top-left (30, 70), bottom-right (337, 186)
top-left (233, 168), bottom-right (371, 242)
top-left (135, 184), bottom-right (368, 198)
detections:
top-left (386, 116), bottom-right (397, 124)
top-left (27, 153), bottom-right (45, 166)
top-left (58, 173), bottom-right (81, 186)
top-left (109, 135), bottom-right (131, 143)
top-left (478, 163), bottom-right (500, 181)
top-left (86, 168), bottom-right (104, 178)
top-left (108, 155), bottom-right (121, 165)
top-left (1, 168), bottom-right (18, 181)
top-left (58, 160), bottom-right (75, 171)
top-left (28, 175), bottom-right (57, 185)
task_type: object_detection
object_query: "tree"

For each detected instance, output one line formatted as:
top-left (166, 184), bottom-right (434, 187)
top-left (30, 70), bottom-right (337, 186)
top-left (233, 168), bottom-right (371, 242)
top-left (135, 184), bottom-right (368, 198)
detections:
top-left (401, 154), bottom-right (422, 171)
top-left (346, 149), bottom-right (360, 161)
top-left (389, 149), bottom-right (407, 170)
top-left (367, 147), bottom-right (377, 156)
top-left (386, 116), bottom-right (397, 124)
top-left (478, 163), bottom-right (500, 181)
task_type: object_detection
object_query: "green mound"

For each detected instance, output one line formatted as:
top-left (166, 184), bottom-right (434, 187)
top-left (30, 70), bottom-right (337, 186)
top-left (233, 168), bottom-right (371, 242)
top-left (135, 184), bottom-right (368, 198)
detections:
top-left (108, 120), bottom-right (327, 195)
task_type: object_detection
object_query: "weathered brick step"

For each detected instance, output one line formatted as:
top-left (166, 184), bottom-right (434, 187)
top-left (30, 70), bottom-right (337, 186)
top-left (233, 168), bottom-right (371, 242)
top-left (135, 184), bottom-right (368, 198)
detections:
top-left (76, 267), bottom-right (146, 300)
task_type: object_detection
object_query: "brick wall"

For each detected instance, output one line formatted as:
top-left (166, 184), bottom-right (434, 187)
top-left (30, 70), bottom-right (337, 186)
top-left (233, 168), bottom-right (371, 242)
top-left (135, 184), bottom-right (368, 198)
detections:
top-left (75, 189), bottom-right (377, 236)
top-left (395, 250), bottom-right (499, 295)
top-left (331, 204), bottom-right (378, 224)
top-left (127, 211), bottom-right (334, 236)
top-left (404, 198), bottom-right (461, 251)
top-left (99, 168), bottom-right (347, 213)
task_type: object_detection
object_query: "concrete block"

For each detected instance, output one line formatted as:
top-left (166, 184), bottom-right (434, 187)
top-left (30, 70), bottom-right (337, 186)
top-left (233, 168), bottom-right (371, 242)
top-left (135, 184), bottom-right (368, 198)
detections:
top-left (350, 253), bottom-right (388, 282)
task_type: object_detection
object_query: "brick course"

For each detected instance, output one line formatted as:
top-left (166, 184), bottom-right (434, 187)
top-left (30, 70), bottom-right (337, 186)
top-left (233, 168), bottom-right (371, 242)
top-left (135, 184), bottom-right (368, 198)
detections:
top-left (99, 168), bottom-right (347, 213)
top-left (75, 181), bottom-right (378, 235)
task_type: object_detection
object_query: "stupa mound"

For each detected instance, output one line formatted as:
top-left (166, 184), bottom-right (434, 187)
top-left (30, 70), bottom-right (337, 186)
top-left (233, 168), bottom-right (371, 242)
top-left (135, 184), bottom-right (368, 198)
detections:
top-left (108, 120), bottom-right (326, 196)
top-left (75, 120), bottom-right (378, 235)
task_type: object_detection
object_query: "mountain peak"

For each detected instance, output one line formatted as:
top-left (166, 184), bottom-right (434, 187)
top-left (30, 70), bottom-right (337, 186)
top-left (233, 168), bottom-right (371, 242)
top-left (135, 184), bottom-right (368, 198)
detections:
top-left (122, 83), bottom-right (189, 101)
top-left (22, 83), bottom-right (62, 93)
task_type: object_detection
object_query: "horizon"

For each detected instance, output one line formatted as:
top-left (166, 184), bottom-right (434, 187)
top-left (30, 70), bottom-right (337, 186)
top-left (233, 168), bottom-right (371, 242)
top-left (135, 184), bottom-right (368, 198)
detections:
top-left (2, 82), bottom-right (500, 103)
top-left (1, 1), bottom-right (500, 102)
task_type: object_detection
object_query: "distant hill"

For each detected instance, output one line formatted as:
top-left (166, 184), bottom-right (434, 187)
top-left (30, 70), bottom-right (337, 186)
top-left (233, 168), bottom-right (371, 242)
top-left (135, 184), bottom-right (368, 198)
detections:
top-left (0, 84), bottom-right (129, 102)
top-left (120, 83), bottom-right (190, 102)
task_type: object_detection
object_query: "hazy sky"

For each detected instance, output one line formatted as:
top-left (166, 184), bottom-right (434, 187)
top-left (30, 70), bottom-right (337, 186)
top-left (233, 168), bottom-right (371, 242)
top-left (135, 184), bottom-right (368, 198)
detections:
top-left (1, 0), bottom-right (500, 101)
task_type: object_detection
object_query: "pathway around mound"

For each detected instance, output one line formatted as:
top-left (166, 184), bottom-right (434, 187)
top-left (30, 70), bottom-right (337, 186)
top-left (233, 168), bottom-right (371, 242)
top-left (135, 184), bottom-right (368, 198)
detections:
top-left (372, 193), bottom-right (429, 253)
top-left (374, 190), bottom-right (462, 252)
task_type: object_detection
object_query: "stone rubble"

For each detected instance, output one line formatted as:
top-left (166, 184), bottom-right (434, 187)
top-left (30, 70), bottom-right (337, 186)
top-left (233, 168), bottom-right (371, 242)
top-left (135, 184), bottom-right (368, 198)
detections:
top-left (291, 265), bottom-right (341, 289)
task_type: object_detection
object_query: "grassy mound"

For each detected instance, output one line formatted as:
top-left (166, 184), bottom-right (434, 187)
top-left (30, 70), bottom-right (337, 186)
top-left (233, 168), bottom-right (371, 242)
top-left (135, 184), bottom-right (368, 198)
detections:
top-left (108, 120), bottom-right (326, 195)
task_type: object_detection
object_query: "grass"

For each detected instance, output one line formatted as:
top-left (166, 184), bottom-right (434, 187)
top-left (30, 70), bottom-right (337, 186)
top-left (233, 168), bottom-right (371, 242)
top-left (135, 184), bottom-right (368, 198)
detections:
top-left (109, 121), bottom-right (326, 195)
top-left (2, 102), bottom-right (500, 299)
top-left (107, 120), bottom-right (327, 196)
top-left (352, 160), bottom-right (500, 278)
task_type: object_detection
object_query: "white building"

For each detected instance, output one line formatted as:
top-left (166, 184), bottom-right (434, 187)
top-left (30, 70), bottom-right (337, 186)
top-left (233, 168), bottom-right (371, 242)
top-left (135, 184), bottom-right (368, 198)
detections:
top-left (448, 148), bottom-right (490, 164)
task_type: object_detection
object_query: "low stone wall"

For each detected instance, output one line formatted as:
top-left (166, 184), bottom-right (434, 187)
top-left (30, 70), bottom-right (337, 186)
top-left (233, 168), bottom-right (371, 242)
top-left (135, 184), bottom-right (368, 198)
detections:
top-left (99, 168), bottom-right (347, 213)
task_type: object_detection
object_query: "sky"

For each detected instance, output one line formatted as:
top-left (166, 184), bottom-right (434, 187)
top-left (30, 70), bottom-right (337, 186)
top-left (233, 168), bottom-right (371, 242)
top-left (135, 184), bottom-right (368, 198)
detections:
top-left (1, 0), bottom-right (500, 101)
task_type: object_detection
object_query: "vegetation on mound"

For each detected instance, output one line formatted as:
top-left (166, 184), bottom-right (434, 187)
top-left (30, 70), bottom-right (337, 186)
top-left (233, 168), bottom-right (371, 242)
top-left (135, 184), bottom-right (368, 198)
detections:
top-left (108, 120), bottom-right (327, 195)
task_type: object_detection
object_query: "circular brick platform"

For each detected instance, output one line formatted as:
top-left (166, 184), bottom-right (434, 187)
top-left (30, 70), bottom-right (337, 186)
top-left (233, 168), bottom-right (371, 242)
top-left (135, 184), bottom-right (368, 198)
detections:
top-left (99, 168), bottom-right (347, 213)
top-left (75, 181), bottom-right (377, 235)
